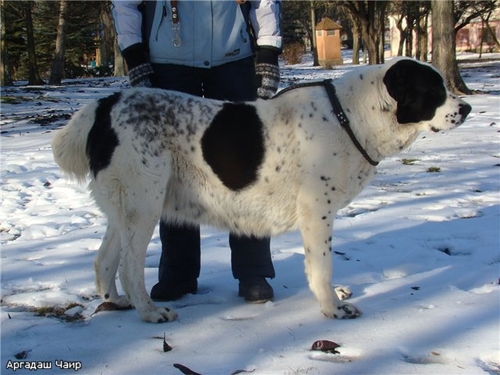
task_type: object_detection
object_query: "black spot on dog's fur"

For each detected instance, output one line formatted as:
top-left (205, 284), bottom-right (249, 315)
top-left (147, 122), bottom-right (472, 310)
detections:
top-left (201, 103), bottom-right (265, 191)
top-left (87, 93), bottom-right (121, 177)
top-left (383, 60), bottom-right (447, 124)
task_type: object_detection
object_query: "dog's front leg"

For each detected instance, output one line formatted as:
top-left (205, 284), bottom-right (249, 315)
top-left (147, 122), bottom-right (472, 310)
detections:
top-left (298, 200), bottom-right (361, 319)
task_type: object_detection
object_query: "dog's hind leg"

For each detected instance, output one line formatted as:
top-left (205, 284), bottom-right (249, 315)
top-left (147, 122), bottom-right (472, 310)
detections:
top-left (118, 213), bottom-right (177, 323)
top-left (94, 223), bottom-right (130, 308)
top-left (115, 181), bottom-right (178, 323)
top-left (297, 196), bottom-right (361, 319)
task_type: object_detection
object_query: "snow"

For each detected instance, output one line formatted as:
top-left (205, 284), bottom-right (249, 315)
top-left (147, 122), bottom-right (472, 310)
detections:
top-left (1, 53), bottom-right (499, 375)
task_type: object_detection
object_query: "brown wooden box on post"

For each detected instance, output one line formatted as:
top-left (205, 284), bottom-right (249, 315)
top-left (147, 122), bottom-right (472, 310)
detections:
top-left (316, 17), bottom-right (343, 68)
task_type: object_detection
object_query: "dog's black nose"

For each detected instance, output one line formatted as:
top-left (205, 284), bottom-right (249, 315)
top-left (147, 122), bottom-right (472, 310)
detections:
top-left (459, 103), bottom-right (472, 119)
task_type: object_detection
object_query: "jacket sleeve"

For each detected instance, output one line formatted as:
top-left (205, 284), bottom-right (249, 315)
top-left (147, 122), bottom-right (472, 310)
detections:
top-left (111, 0), bottom-right (144, 52)
top-left (249, 0), bottom-right (282, 51)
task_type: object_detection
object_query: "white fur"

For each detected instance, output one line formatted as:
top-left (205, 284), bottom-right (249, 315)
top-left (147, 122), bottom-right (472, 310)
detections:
top-left (52, 59), bottom-right (470, 322)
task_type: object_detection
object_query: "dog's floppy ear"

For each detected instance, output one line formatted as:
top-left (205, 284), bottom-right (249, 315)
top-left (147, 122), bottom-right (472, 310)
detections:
top-left (382, 59), bottom-right (417, 116)
top-left (383, 59), bottom-right (447, 124)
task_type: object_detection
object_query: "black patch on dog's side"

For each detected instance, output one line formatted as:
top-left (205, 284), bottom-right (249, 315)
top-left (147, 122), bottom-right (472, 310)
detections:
top-left (201, 103), bottom-right (265, 191)
top-left (383, 60), bottom-right (447, 124)
top-left (87, 93), bottom-right (121, 177)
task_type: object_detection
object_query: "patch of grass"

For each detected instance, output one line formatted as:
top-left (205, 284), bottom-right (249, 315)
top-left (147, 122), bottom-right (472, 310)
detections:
top-left (427, 167), bottom-right (441, 173)
top-left (0, 96), bottom-right (32, 104)
top-left (401, 158), bottom-right (419, 165)
top-left (1, 95), bottom-right (63, 105)
top-left (33, 303), bottom-right (85, 322)
top-left (29, 112), bottom-right (71, 125)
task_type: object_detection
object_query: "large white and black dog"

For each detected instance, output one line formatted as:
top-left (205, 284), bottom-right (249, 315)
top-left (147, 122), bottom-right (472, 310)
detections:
top-left (52, 58), bottom-right (471, 323)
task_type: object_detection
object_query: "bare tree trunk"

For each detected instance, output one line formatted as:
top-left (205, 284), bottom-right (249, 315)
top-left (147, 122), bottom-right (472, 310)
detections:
top-left (376, 2), bottom-right (386, 64)
top-left (310, 1), bottom-right (319, 67)
top-left (342, 1), bottom-right (382, 65)
top-left (418, 11), bottom-right (429, 61)
top-left (109, 0), bottom-right (126, 77)
top-left (24, 1), bottom-right (44, 85)
top-left (113, 37), bottom-right (126, 77)
top-left (405, 3), bottom-right (414, 57)
top-left (415, 4), bottom-right (422, 60)
top-left (358, 2), bottom-right (378, 65)
top-left (351, 17), bottom-right (361, 65)
top-left (395, 15), bottom-right (406, 56)
top-left (365, 1), bottom-right (378, 64)
top-left (1, 0), bottom-right (13, 86)
top-left (49, 0), bottom-right (69, 85)
top-left (99, 1), bottom-right (114, 70)
top-left (431, 0), bottom-right (470, 94)
top-left (483, 14), bottom-right (500, 49)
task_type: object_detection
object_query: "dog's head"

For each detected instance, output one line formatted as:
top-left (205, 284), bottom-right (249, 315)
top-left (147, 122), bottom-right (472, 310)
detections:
top-left (382, 58), bottom-right (471, 132)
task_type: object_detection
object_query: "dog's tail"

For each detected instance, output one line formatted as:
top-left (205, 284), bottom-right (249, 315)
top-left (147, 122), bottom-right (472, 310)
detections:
top-left (51, 100), bottom-right (99, 183)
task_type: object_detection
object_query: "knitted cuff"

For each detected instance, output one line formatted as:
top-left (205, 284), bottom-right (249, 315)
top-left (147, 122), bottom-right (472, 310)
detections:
top-left (128, 63), bottom-right (154, 87)
top-left (256, 63), bottom-right (280, 99)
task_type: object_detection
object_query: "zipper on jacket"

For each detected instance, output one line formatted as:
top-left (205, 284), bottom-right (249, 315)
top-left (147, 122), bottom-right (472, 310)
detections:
top-left (155, 1), bottom-right (168, 41)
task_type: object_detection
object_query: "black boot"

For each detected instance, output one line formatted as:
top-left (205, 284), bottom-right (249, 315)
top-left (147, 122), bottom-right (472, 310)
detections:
top-left (151, 279), bottom-right (198, 301)
top-left (230, 233), bottom-right (275, 304)
top-left (150, 222), bottom-right (200, 301)
top-left (238, 277), bottom-right (274, 303)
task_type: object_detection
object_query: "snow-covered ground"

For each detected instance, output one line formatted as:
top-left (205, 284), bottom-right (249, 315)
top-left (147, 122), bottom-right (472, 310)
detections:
top-left (1, 53), bottom-right (499, 375)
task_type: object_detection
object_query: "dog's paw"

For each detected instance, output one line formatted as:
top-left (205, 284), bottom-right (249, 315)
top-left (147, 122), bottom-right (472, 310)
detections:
top-left (104, 295), bottom-right (132, 308)
top-left (141, 307), bottom-right (178, 323)
top-left (334, 302), bottom-right (361, 319)
top-left (323, 302), bottom-right (361, 319)
top-left (334, 286), bottom-right (353, 301)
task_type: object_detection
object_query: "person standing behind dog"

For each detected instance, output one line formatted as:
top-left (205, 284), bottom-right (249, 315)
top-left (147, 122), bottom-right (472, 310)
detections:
top-left (112, 0), bottom-right (282, 304)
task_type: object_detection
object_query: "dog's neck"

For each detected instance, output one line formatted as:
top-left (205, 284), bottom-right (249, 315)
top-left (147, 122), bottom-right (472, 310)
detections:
top-left (275, 80), bottom-right (380, 167)
top-left (322, 79), bottom-right (379, 167)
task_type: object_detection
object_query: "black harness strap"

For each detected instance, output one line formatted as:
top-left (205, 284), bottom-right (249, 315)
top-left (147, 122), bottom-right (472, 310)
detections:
top-left (275, 79), bottom-right (379, 167)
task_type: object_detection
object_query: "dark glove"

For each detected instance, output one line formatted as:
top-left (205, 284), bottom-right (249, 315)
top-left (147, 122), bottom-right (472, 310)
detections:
top-left (255, 47), bottom-right (280, 99)
top-left (121, 43), bottom-right (154, 87)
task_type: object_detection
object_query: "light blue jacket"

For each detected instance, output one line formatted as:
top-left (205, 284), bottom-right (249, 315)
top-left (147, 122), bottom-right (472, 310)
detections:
top-left (112, 0), bottom-right (282, 68)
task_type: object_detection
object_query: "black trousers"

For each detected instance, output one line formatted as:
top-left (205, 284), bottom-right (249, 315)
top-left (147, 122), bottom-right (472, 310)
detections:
top-left (152, 58), bottom-right (275, 283)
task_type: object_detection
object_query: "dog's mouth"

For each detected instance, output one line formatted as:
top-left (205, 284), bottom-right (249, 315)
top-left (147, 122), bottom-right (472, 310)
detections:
top-left (430, 102), bottom-right (471, 133)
